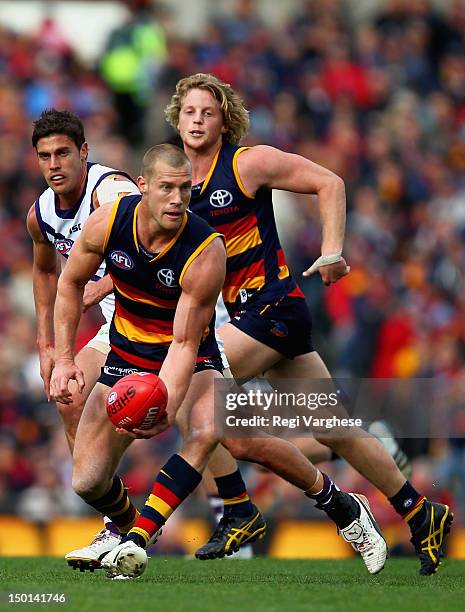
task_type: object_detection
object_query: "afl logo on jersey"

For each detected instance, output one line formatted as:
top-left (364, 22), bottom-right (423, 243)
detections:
top-left (210, 190), bottom-right (233, 208)
top-left (55, 238), bottom-right (73, 255)
top-left (110, 250), bottom-right (134, 270)
top-left (157, 268), bottom-right (177, 287)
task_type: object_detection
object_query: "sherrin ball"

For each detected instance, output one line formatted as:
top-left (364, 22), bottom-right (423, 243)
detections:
top-left (106, 372), bottom-right (168, 431)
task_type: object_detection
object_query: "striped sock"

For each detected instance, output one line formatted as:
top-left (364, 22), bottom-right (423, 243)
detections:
top-left (214, 470), bottom-right (253, 518)
top-left (305, 472), bottom-right (360, 528)
top-left (103, 517), bottom-right (120, 535)
top-left (124, 454), bottom-right (202, 548)
top-left (305, 472), bottom-right (339, 506)
top-left (88, 475), bottom-right (138, 534)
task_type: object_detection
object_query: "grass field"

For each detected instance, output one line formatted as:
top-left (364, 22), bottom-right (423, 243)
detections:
top-left (1, 557), bottom-right (464, 612)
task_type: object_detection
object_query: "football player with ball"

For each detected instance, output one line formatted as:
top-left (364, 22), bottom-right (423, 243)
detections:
top-left (50, 143), bottom-right (387, 579)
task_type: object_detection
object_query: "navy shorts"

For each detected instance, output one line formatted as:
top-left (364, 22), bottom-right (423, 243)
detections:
top-left (229, 293), bottom-right (314, 359)
top-left (98, 350), bottom-right (224, 388)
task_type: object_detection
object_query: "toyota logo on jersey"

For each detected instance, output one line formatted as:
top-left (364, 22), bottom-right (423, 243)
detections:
top-left (157, 268), bottom-right (177, 287)
top-left (54, 238), bottom-right (73, 255)
top-left (210, 189), bottom-right (233, 208)
top-left (110, 250), bottom-right (134, 270)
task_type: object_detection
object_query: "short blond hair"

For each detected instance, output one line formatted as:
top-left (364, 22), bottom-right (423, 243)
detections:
top-left (141, 144), bottom-right (191, 181)
top-left (165, 73), bottom-right (250, 145)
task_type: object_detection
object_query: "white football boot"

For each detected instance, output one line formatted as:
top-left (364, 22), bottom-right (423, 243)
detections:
top-left (65, 528), bottom-right (121, 572)
top-left (339, 494), bottom-right (387, 575)
top-left (100, 541), bottom-right (148, 579)
top-left (102, 527), bottom-right (162, 579)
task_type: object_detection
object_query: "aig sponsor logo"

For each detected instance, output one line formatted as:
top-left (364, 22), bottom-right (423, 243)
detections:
top-left (54, 238), bottom-right (73, 255)
top-left (210, 189), bottom-right (233, 208)
top-left (110, 250), bottom-right (134, 270)
top-left (157, 268), bottom-right (177, 287)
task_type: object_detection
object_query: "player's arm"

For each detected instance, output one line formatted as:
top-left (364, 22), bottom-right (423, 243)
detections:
top-left (128, 237), bottom-right (226, 439)
top-left (237, 145), bottom-right (348, 285)
top-left (82, 273), bottom-right (113, 313)
top-left (82, 174), bottom-right (140, 311)
top-left (26, 204), bottom-right (60, 399)
top-left (50, 205), bottom-right (112, 404)
top-left (162, 236), bottom-right (226, 414)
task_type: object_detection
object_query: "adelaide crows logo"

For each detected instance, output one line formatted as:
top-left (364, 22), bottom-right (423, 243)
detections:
top-left (210, 189), bottom-right (233, 208)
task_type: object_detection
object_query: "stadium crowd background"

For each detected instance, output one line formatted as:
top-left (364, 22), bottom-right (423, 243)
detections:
top-left (1, 0), bottom-right (465, 555)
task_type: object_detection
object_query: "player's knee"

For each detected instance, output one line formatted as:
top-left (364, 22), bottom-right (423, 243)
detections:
top-left (56, 398), bottom-right (84, 433)
top-left (176, 413), bottom-right (189, 438)
top-left (222, 437), bottom-right (253, 462)
top-left (183, 426), bottom-right (217, 456)
top-left (72, 470), bottom-right (107, 501)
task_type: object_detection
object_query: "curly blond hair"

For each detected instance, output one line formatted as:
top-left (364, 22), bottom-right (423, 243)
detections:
top-left (165, 73), bottom-right (250, 145)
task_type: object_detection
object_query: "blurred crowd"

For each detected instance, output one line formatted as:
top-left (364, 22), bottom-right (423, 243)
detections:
top-left (1, 0), bottom-right (465, 539)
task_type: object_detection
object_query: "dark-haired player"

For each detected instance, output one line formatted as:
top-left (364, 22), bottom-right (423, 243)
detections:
top-left (27, 109), bottom-right (139, 565)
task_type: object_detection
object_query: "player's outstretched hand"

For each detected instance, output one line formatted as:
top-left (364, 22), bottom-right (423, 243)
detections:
top-left (115, 414), bottom-right (170, 440)
top-left (50, 359), bottom-right (85, 404)
top-left (303, 255), bottom-right (350, 286)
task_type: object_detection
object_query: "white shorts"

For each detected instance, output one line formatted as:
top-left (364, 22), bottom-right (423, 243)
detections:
top-left (85, 322), bottom-right (111, 355)
top-left (215, 295), bottom-right (230, 370)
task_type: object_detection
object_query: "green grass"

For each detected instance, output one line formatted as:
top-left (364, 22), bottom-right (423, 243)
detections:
top-left (0, 557), bottom-right (464, 612)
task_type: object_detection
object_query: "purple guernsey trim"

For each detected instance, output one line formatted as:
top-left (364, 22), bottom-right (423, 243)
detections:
top-left (34, 198), bottom-right (51, 242)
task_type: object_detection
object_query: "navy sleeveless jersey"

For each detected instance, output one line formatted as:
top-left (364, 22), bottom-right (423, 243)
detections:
top-left (188, 143), bottom-right (304, 316)
top-left (104, 194), bottom-right (222, 369)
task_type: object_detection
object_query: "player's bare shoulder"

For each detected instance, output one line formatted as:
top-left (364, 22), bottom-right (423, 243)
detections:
top-left (235, 145), bottom-right (282, 194)
top-left (26, 202), bottom-right (48, 243)
top-left (80, 201), bottom-right (116, 254)
top-left (181, 236), bottom-right (226, 300)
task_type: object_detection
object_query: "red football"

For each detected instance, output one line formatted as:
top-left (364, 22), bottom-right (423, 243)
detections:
top-left (106, 372), bottom-right (168, 431)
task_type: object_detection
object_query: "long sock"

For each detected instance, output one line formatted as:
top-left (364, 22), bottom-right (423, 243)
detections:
top-left (214, 470), bottom-right (254, 518)
top-left (388, 481), bottom-right (426, 529)
top-left (305, 472), bottom-right (335, 504)
top-left (87, 475), bottom-right (138, 534)
top-left (124, 454), bottom-right (202, 548)
top-left (305, 472), bottom-right (359, 528)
